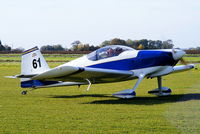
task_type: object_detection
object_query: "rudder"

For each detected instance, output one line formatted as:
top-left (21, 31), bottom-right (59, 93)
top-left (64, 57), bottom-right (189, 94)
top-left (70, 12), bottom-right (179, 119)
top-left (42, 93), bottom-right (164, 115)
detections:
top-left (21, 46), bottom-right (50, 75)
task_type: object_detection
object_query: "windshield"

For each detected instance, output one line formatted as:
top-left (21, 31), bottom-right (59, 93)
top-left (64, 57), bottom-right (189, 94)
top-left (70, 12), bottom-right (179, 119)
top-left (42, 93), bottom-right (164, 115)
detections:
top-left (87, 45), bottom-right (134, 61)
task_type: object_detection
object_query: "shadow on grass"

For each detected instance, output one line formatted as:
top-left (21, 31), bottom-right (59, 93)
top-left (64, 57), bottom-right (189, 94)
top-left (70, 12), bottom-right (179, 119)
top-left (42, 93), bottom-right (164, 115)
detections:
top-left (49, 93), bottom-right (200, 105)
top-left (49, 94), bottom-right (110, 99)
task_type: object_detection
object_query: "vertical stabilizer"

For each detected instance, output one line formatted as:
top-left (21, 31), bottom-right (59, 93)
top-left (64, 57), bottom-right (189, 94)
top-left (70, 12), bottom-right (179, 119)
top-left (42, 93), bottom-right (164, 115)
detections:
top-left (21, 46), bottom-right (50, 75)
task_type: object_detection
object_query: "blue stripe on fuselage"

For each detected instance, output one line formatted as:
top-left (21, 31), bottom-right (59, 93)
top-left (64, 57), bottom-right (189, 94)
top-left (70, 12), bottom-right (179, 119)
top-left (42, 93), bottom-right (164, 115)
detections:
top-left (88, 51), bottom-right (176, 70)
top-left (21, 80), bottom-right (59, 88)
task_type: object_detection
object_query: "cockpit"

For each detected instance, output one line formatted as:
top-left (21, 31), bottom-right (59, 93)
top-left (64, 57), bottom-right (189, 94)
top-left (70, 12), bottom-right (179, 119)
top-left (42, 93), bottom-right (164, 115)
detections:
top-left (87, 45), bottom-right (134, 61)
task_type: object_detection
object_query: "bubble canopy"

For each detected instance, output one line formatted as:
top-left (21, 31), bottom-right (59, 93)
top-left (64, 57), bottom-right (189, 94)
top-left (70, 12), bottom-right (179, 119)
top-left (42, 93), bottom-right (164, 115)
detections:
top-left (87, 45), bottom-right (135, 61)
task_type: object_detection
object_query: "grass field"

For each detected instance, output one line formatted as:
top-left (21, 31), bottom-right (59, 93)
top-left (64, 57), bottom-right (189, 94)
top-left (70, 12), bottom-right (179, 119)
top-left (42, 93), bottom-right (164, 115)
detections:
top-left (0, 55), bottom-right (200, 134)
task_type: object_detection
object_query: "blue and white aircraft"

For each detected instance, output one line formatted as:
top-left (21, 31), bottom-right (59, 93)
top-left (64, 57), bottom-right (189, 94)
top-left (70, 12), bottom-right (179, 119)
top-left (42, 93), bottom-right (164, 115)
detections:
top-left (7, 45), bottom-right (194, 99)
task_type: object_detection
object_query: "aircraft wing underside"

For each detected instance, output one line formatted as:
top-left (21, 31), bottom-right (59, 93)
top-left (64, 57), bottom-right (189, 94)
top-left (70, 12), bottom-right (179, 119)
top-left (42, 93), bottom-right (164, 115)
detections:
top-left (30, 65), bottom-right (135, 83)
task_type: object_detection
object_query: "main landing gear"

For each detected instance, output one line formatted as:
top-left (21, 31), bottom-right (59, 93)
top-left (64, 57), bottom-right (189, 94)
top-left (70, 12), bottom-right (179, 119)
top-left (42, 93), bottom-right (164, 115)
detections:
top-left (112, 74), bottom-right (145, 99)
top-left (113, 75), bottom-right (172, 99)
top-left (148, 76), bottom-right (172, 96)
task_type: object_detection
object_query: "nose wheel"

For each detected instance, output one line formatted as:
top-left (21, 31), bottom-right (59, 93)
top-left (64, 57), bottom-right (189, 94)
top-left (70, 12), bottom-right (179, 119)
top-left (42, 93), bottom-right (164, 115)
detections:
top-left (148, 76), bottom-right (172, 96)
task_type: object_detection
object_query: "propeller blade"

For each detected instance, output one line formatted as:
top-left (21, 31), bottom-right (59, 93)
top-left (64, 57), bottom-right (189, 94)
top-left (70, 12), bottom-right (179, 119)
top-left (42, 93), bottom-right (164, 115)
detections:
top-left (180, 58), bottom-right (188, 65)
top-left (172, 48), bottom-right (177, 53)
top-left (137, 44), bottom-right (143, 50)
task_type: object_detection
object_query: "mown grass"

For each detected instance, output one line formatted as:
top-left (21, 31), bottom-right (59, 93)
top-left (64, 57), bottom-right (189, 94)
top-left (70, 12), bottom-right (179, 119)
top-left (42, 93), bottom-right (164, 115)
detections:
top-left (0, 61), bottom-right (200, 134)
top-left (183, 57), bottom-right (200, 63)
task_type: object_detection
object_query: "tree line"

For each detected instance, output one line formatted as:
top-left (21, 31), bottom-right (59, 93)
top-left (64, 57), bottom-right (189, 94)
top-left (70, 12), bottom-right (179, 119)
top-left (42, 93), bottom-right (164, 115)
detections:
top-left (100, 38), bottom-right (174, 49)
top-left (0, 38), bottom-right (200, 53)
top-left (37, 38), bottom-right (175, 52)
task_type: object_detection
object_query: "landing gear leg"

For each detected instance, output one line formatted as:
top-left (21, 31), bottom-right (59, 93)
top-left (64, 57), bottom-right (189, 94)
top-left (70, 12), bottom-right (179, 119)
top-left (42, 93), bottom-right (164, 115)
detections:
top-left (148, 76), bottom-right (172, 96)
top-left (113, 74), bottom-right (145, 99)
top-left (157, 76), bottom-right (162, 95)
top-left (85, 79), bottom-right (92, 91)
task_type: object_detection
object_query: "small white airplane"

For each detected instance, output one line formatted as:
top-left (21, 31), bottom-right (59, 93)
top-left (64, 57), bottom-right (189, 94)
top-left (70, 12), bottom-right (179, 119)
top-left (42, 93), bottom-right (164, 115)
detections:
top-left (7, 45), bottom-right (195, 99)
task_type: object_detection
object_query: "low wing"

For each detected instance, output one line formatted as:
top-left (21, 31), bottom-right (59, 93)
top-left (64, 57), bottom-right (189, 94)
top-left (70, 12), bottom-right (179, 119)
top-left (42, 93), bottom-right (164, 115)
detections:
top-left (173, 64), bottom-right (195, 73)
top-left (147, 64), bottom-right (195, 78)
top-left (30, 65), bottom-right (134, 83)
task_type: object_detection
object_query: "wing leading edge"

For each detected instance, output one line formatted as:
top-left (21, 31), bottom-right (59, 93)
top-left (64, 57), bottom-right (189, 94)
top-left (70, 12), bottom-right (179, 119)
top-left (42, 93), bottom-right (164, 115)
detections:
top-left (173, 64), bottom-right (195, 73)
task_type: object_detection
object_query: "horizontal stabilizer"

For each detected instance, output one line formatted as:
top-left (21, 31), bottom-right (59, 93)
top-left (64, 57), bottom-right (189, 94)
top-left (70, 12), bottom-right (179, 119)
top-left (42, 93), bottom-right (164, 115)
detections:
top-left (5, 74), bottom-right (37, 79)
top-left (5, 76), bottom-right (19, 79)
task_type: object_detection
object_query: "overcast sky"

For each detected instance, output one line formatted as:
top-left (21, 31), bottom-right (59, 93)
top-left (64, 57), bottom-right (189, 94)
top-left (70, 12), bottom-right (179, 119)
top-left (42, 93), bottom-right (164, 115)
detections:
top-left (0, 0), bottom-right (200, 49)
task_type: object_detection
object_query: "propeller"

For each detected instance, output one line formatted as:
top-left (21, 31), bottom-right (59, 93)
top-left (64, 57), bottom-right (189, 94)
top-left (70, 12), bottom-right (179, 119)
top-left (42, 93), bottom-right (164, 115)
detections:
top-left (137, 44), bottom-right (143, 50)
top-left (172, 47), bottom-right (176, 53)
top-left (171, 46), bottom-right (196, 70)
top-left (177, 51), bottom-right (197, 70)
top-left (179, 57), bottom-right (188, 65)
top-left (171, 47), bottom-right (187, 64)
